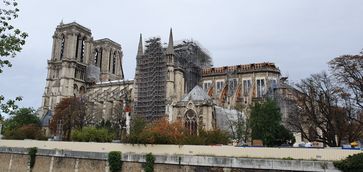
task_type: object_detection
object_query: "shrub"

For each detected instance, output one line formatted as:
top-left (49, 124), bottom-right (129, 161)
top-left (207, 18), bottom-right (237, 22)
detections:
top-left (71, 127), bottom-right (114, 142)
top-left (4, 124), bottom-right (45, 140)
top-left (334, 153), bottom-right (363, 172)
top-left (127, 117), bottom-right (230, 145)
top-left (28, 147), bottom-right (37, 169)
top-left (108, 151), bottom-right (122, 172)
top-left (2, 108), bottom-right (45, 140)
top-left (200, 129), bottom-right (230, 145)
top-left (144, 153), bottom-right (155, 172)
top-left (182, 134), bottom-right (207, 145)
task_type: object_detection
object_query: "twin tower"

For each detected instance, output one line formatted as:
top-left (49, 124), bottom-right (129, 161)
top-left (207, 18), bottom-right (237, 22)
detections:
top-left (41, 21), bottom-right (210, 121)
top-left (41, 22), bottom-right (124, 112)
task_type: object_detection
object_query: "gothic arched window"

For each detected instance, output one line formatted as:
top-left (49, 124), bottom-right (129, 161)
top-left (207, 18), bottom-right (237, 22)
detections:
top-left (112, 52), bottom-right (117, 74)
top-left (80, 38), bottom-right (85, 63)
top-left (75, 34), bottom-right (80, 60)
top-left (94, 49), bottom-right (98, 65)
top-left (185, 110), bottom-right (197, 135)
top-left (99, 48), bottom-right (103, 70)
top-left (73, 84), bottom-right (79, 96)
top-left (108, 50), bottom-right (112, 72)
top-left (79, 86), bottom-right (86, 95)
top-left (60, 35), bottom-right (65, 60)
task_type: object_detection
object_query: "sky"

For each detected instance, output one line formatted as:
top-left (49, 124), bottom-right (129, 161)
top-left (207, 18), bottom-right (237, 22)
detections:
top-left (0, 0), bottom-right (363, 110)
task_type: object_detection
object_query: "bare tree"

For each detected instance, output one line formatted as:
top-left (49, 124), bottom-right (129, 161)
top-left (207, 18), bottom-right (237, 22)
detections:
top-left (329, 54), bottom-right (363, 109)
top-left (288, 72), bottom-right (341, 146)
top-left (110, 101), bottom-right (127, 140)
top-left (287, 71), bottom-right (363, 147)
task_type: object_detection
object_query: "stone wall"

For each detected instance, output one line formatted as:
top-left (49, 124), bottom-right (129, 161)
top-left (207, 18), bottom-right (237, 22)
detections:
top-left (0, 147), bottom-right (342, 172)
top-left (0, 140), bottom-right (360, 161)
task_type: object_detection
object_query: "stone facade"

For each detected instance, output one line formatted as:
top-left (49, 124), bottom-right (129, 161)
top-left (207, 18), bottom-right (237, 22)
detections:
top-left (39, 22), bottom-right (130, 136)
top-left (39, 22), bottom-right (283, 136)
top-left (40, 22), bottom-right (124, 115)
top-left (170, 86), bottom-right (216, 134)
top-left (201, 63), bottom-right (281, 109)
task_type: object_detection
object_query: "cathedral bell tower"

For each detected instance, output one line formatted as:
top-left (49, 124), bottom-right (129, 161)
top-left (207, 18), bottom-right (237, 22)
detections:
top-left (41, 22), bottom-right (92, 112)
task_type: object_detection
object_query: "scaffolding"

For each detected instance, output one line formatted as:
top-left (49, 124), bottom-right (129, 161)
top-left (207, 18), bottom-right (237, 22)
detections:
top-left (134, 36), bottom-right (212, 121)
top-left (134, 37), bottom-right (167, 120)
top-left (174, 40), bottom-right (212, 93)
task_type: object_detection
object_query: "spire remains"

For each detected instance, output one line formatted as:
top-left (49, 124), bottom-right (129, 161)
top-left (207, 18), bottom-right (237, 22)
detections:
top-left (166, 28), bottom-right (175, 55)
top-left (137, 33), bottom-right (143, 56)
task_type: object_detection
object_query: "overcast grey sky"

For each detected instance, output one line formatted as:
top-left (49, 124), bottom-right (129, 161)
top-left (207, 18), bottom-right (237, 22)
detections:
top-left (1, 0), bottom-right (363, 109)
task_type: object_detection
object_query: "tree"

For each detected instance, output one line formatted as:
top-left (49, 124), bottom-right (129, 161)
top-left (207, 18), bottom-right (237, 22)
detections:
top-left (329, 53), bottom-right (363, 139)
top-left (250, 99), bottom-right (294, 147)
top-left (232, 103), bottom-right (251, 145)
top-left (110, 101), bottom-right (127, 141)
top-left (287, 72), bottom-right (363, 146)
top-left (329, 53), bottom-right (363, 109)
top-left (0, 0), bottom-right (28, 117)
top-left (2, 108), bottom-right (45, 140)
top-left (49, 96), bottom-right (88, 140)
top-left (334, 153), bottom-right (363, 172)
top-left (128, 116), bottom-right (146, 143)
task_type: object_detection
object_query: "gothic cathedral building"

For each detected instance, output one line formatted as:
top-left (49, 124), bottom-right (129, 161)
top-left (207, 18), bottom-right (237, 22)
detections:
top-left (39, 22), bottom-right (282, 136)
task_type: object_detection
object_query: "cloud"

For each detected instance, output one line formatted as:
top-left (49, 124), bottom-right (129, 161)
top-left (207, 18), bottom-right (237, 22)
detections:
top-left (1, 0), bottom-right (363, 109)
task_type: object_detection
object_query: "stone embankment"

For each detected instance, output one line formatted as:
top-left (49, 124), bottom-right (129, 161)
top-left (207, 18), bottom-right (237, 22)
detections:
top-left (0, 140), bottom-right (360, 171)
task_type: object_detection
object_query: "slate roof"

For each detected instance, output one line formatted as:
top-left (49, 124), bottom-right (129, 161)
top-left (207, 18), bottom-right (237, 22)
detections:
top-left (40, 110), bottom-right (52, 127)
top-left (181, 85), bottom-right (211, 101)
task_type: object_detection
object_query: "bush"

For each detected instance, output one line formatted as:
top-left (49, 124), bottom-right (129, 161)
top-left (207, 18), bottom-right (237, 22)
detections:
top-left (108, 151), bottom-right (122, 172)
top-left (144, 153), bottom-right (155, 172)
top-left (127, 118), bottom-right (230, 145)
top-left (28, 147), bottom-right (37, 169)
top-left (128, 117), bottom-right (147, 144)
top-left (4, 124), bottom-right (45, 140)
top-left (71, 127), bottom-right (114, 142)
top-left (182, 129), bottom-right (230, 145)
top-left (2, 108), bottom-right (45, 140)
top-left (334, 153), bottom-right (363, 172)
top-left (200, 129), bottom-right (230, 145)
top-left (182, 134), bottom-right (207, 145)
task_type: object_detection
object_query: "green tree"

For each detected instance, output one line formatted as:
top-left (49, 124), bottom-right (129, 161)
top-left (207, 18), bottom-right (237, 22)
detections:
top-left (128, 116), bottom-right (146, 143)
top-left (0, 0), bottom-right (28, 117)
top-left (108, 151), bottom-right (122, 172)
top-left (144, 153), bottom-right (155, 172)
top-left (71, 126), bottom-right (115, 142)
top-left (250, 99), bottom-right (294, 147)
top-left (334, 153), bottom-right (363, 172)
top-left (2, 108), bottom-right (45, 139)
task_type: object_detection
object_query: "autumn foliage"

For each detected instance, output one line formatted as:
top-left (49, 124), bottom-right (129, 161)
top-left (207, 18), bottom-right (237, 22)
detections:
top-left (128, 117), bottom-right (229, 145)
top-left (49, 97), bottom-right (87, 140)
top-left (140, 118), bottom-right (184, 144)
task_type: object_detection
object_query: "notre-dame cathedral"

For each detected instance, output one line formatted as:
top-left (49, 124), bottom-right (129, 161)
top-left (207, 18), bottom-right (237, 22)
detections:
top-left (39, 22), bottom-right (282, 136)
